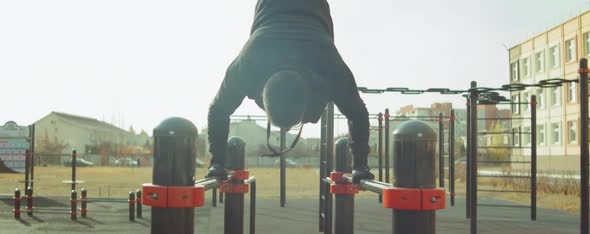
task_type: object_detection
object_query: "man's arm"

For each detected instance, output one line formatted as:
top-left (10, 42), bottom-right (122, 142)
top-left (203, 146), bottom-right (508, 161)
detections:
top-left (332, 71), bottom-right (370, 170)
top-left (208, 74), bottom-right (246, 167)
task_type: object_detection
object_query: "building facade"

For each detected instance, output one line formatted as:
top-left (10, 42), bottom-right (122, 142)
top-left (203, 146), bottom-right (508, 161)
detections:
top-left (508, 11), bottom-right (590, 171)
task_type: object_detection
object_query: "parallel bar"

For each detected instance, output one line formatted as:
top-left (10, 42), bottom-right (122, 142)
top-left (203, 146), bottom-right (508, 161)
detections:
top-left (477, 146), bottom-right (531, 149)
top-left (478, 131), bottom-right (532, 135)
top-left (476, 117), bottom-right (531, 120)
top-left (477, 189), bottom-right (530, 193)
top-left (465, 97), bottom-right (471, 219)
top-left (385, 109), bottom-right (390, 185)
top-left (378, 113), bottom-right (383, 203)
top-left (579, 58), bottom-right (589, 234)
top-left (438, 113), bottom-right (444, 188)
top-left (478, 161), bottom-right (531, 164)
top-left (477, 175), bottom-right (531, 179)
top-left (318, 110), bottom-right (327, 232)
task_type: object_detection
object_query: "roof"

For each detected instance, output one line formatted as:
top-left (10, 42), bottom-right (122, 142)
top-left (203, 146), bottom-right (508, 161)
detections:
top-left (39, 111), bottom-right (128, 133)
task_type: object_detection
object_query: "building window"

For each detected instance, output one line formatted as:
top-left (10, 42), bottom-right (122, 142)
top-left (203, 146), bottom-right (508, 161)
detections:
top-left (568, 120), bottom-right (577, 144)
top-left (511, 62), bottom-right (519, 81)
top-left (523, 92), bottom-right (530, 111)
top-left (549, 45), bottom-right (560, 68)
top-left (513, 128), bottom-right (520, 146)
top-left (552, 87), bottom-right (561, 106)
top-left (536, 89), bottom-right (545, 108)
top-left (551, 123), bottom-right (561, 145)
top-left (523, 126), bottom-right (531, 146)
top-left (568, 82), bottom-right (577, 103)
top-left (566, 38), bottom-right (576, 62)
top-left (585, 32), bottom-right (590, 56)
top-left (537, 124), bottom-right (545, 145)
top-left (522, 57), bottom-right (530, 77)
top-left (512, 95), bottom-right (520, 114)
top-left (535, 51), bottom-right (545, 73)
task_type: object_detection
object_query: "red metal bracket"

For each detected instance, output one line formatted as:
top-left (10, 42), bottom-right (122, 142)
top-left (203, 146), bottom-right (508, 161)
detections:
top-left (230, 170), bottom-right (249, 180)
top-left (330, 172), bottom-right (351, 183)
top-left (219, 182), bottom-right (249, 193)
top-left (330, 184), bottom-right (359, 194)
top-left (377, 116), bottom-right (383, 122)
top-left (142, 183), bottom-right (205, 208)
top-left (579, 68), bottom-right (590, 73)
top-left (382, 188), bottom-right (445, 211)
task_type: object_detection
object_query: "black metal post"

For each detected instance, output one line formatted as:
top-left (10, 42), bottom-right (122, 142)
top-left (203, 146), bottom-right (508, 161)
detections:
top-left (438, 113), bottom-right (444, 188)
top-left (24, 149), bottom-right (30, 194)
top-left (334, 138), bottom-right (354, 234)
top-left (325, 103), bottom-right (334, 234)
top-left (213, 188), bottom-right (218, 207)
top-left (280, 129), bottom-right (286, 208)
top-left (579, 58), bottom-right (589, 234)
top-left (378, 113), bottom-right (383, 203)
top-left (449, 110), bottom-right (455, 207)
top-left (530, 95), bottom-right (537, 221)
top-left (150, 117), bottom-right (198, 234)
top-left (14, 188), bottom-right (21, 219)
top-left (465, 91), bottom-right (472, 219)
top-left (250, 181), bottom-right (256, 234)
top-left (469, 81), bottom-right (478, 234)
top-left (129, 192), bottom-right (135, 221)
top-left (72, 149), bottom-right (77, 191)
top-left (81, 188), bottom-right (87, 218)
top-left (71, 190), bottom-right (77, 220)
top-left (225, 137), bottom-right (246, 234)
top-left (319, 110), bottom-right (327, 232)
top-left (30, 125), bottom-right (36, 191)
top-left (26, 186), bottom-right (33, 216)
top-left (136, 189), bottom-right (142, 219)
top-left (393, 120), bottom-right (437, 234)
top-left (385, 109), bottom-right (390, 184)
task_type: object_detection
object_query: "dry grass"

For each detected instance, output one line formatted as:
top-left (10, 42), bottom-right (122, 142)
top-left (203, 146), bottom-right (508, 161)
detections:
top-left (0, 167), bottom-right (376, 199)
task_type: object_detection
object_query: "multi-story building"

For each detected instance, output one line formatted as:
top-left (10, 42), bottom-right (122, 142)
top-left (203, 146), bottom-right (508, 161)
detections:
top-left (508, 11), bottom-right (590, 171)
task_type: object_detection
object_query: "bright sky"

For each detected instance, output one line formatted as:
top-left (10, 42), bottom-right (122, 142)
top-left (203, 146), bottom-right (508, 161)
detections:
top-left (1, 0), bottom-right (589, 138)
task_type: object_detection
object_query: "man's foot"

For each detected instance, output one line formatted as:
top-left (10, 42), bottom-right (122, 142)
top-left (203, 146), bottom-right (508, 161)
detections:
top-left (206, 163), bottom-right (227, 180)
top-left (352, 166), bottom-right (374, 184)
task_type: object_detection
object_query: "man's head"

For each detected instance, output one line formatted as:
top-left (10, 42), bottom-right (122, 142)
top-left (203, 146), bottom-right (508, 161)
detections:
top-left (263, 70), bottom-right (311, 130)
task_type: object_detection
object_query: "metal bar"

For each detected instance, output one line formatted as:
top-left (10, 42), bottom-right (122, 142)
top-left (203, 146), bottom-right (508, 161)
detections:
top-left (72, 150), bottom-right (77, 191)
top-left (334, 138), bottom-right (354, 234)
top-left (84, 198), bottom-right (130, 202)
top-left (477, 189), bottom-right (530, 193)
top-left (477, 146), bottom-right (531, 149)
top-left (530, 95), bottom-right (537, 221)
top-left (30, 124), bottom-right (35, 191)
top-left (225, 137), bottom-right (246, 234)
top-left (342, 174), bottom-right (390, 195)
top-left (477, 161), bottom-right (531, 164)
top-left (465, 97), bottom-right (471, 219)
top-left (477, 175), bottom-right (531, 179)
top-left (24, 149), bottom-right (30, 194)
top-left (477, 131), bottom-right (532, 135)
top-left (385, 109), bottom-right (390, 185)
top-left (378, 112), bottom-right (383, 203)
top-left (469, 81), bottom-right (478, 234)
top-left (450, 110), bottom-right (455, 207)
top-left (280, 128), bottom-right (286, 208)
top-left (477, 204), bottom-right (531, 209)
top-left (439, 113), bottom-right (444, 188)
top-left (318, 110), bottom-right (327, 232)
top-left (476, 117), bottom-right (531, 120)
top-left (579, 58), bottom-right (589, 234)
top-left (129, 192), bottom-right (135, 221)
top-left (250, 181), bottom-right (256, 234)
top-left (325, 103), bottom-right (334, 234)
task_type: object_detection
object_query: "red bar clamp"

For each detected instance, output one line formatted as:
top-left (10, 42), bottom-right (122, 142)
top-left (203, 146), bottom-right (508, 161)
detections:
top-left (382, 187), bottom-right (445, 211)
top-left (219, 182), bottom-right (249, 193)
top-left (142, 183), bottom-right (205, 208)
top-left (330, 184), bottom-right (358, 194)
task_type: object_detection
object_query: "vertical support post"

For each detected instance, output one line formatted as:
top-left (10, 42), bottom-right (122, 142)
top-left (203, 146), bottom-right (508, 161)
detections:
top-left (14, 188), bottom-right (21, 219)
top-left (393, 120), bottom-right (437, 234)
top-left (438, 113), bottom-right (444, 188)
top-left (325, 103), bottom-right (334, 234)
top-left (26, 186), bottom-right (33, 216)
top-left (378, 113), bottom-right (383, 203)
top-left (29, 124), bottom-right (36, 192)
top-left (530, 95), bottom-right (537, 221)
top-left (136, 189), bottom-right (142, 219)
top-left (129, 191), bottom-right (135, 221)
top-left (250, 181), bottom-right (256, 234)
top-left (72, 149), bottom-right (77, 191)
top-left (385, 109), bottom-right (391, 184)
top-left (319, 110), bottom-right (327, 232)
top-left (465, 92), bottom-right (472, 219)
top-left (469, 81), bottom-right (478, 234)
top-left (579, 58), bottom-right (589, 234)
top-left (225, 137), bottom-right (246, 234)
top-left (280, 128), bottom-right (287, 208)
top-left (212, 189), bottom-right (218, 207)
top-left (150, 117), bottom-right (198, 234)
top-left (334, 138), bottom-right (354, 234)
top-left (71, 190), bottom-right (77, 220)
top-left (24, 149), bottom-right (30, 194)
top-left (220, 189), bottom-right (224, 204)
top-left (449, 110), bottom-right (455, 207)
top-left (81, 188), bottom-right (87, 218)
